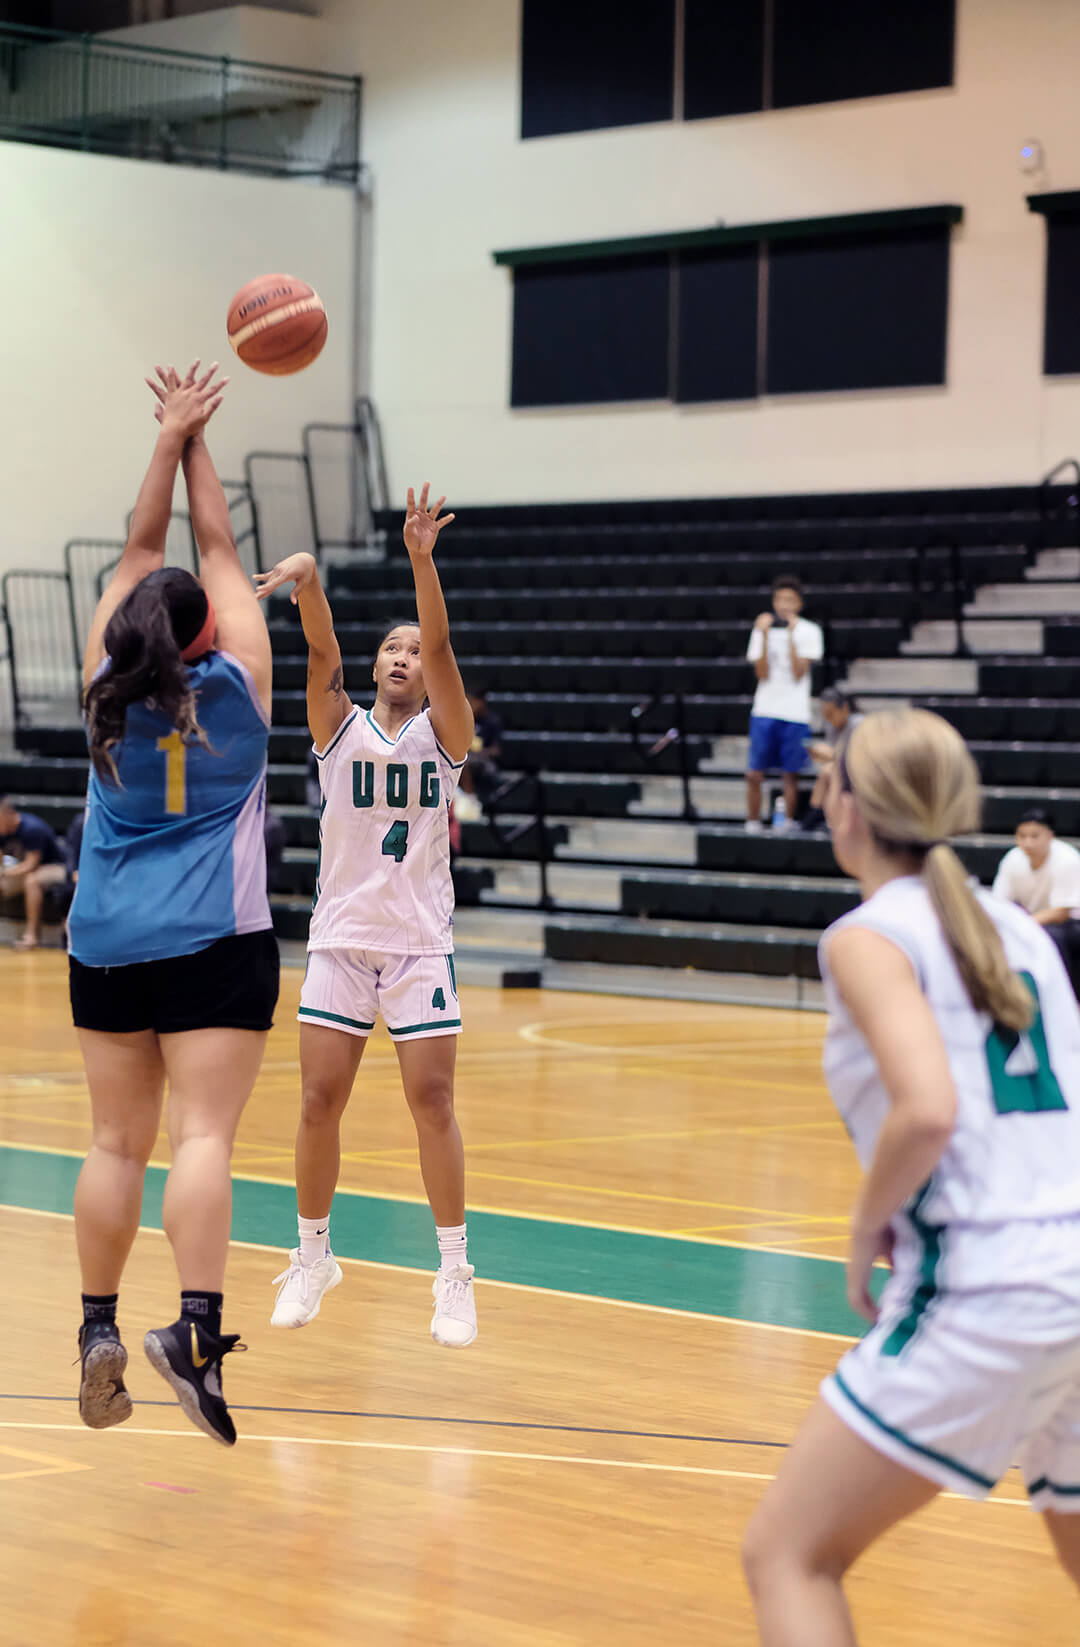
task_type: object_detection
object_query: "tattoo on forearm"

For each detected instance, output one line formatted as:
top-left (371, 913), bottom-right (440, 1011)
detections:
top-left (326, 667), bottom-right (344, 698)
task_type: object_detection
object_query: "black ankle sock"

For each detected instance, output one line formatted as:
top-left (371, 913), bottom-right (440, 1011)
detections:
top-left (180, 1291), bottom-right (223, 1339)
top-left (82, 1293), bottom-right (118, 1328)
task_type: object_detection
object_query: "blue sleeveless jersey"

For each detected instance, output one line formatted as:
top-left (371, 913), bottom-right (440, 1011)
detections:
top-left (68, 650), bottom-right (272, 967)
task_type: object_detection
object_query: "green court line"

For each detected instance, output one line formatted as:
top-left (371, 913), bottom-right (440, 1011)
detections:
top-left (0, 1144), bottom-right (876, 1339)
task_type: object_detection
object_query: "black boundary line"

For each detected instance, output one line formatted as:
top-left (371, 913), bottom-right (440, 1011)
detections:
top-left (0, 1392), bottom-right (787, 1447)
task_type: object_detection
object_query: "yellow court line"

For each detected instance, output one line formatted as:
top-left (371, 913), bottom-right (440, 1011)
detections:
top-left (336, 1115), bottom-right (825, 1161)
top-left (0, 1440), bottom-right (92, 1481)
top-left (0, 1141), bottom-right (849, 1263)
top-left (672, 1215), bottom-right (847, 1238)
top-left (0, 1202), bottom-right (855, 1339)
top-left (0, 1420), bottom-right (1032, 1508)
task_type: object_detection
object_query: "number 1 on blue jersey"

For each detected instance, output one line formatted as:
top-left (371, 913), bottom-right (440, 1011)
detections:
top-left (157, 732), bottom-right (187, 816)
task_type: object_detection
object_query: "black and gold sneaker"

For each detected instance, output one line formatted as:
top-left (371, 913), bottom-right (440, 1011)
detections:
top-left (143, 1319), bottom-right (245, 1446)
top-left (77, 1321), bottom-right (133, 1430)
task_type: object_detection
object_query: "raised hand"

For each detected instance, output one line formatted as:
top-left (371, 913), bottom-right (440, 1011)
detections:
top-left (146, 361), bottom-right (229, 437)
top-left (253, 552), bottom-right (319, 605)
top-left (403, 483), bottom-right (455, 559)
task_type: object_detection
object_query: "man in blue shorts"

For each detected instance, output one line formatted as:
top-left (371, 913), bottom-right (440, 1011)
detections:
top-left (744, 576), bottom-right (824, 833)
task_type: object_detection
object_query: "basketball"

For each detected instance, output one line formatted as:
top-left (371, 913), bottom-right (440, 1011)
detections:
top-left (226, 273), bottom-right (328, 376)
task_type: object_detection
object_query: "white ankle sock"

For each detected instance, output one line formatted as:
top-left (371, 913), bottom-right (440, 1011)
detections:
top-left (436, 1222), bottom-right (468, 1272)
top-left (298, 1213), bottom-right (331, 1267)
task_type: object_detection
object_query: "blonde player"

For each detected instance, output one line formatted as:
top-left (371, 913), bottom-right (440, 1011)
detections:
top-left (255, 485), bottom-right (477, 1346)
top-left (743, 709), bottom-right (1080, 1644)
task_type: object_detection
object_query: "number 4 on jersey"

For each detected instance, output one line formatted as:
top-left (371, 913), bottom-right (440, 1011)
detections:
top-left (381, 821), bottom-right (409, 863)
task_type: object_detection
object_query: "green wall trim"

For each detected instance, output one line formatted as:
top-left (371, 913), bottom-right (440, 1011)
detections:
top-left (0, 1143), bottom-right (878, 1339)
top-left (1027, 190), bottom-right (1080, 218)
top-left (492, 205), bottom-right (964, 268)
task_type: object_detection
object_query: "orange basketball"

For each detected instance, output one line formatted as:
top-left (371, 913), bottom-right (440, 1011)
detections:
top-left (226, 273), bottom-right (328, 376)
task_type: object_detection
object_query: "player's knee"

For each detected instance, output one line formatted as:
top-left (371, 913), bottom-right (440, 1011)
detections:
top-left (742, 1508), bottom-right (846, 1593)
top-left (91, 1124), bottom-right (154, 1166)
top-left (745, 768), bottom-right (763, 781)
top-left (300, 1074), bottom-right (351, 1127)
top-left (407, 1076), bottom-right (455, 1130)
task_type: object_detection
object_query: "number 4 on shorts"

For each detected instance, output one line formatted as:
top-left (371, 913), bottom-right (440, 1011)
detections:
top-left (431, 988), bottom-right (446, 1011)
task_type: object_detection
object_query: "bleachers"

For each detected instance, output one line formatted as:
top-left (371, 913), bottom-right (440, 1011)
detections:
top-left (2, 481), bottom-right (1078, 994)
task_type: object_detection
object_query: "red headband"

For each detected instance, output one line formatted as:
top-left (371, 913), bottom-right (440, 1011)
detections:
top-left (180, 595), bottom-right (216, 663)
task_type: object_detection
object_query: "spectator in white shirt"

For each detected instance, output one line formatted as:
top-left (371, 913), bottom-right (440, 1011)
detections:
top-left (992, 807), bottom-right (1080, 993)
top-left (744, 576), bottom-right (824, 833)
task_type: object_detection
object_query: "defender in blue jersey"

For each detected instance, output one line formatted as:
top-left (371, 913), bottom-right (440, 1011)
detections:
top-left (70, 363), bottom-right (278, 1447)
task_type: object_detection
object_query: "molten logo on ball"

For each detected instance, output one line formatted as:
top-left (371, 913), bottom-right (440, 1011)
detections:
top-left (227, 273), bottom-right (328, 377)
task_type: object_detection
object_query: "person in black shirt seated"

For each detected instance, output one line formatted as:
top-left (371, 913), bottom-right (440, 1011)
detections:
top-left (0, 797), bottom-right (68, 949)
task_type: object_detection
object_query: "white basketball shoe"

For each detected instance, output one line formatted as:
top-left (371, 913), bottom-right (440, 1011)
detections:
top-left (270, 1249), bottom-right (343, 1328)
top-left (431, 1263), bottom-right (478, 1347)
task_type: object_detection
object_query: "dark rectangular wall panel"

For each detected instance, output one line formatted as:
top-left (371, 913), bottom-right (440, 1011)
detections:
top-left (772, 0), bottom-right (955, 109)
top-left (675, 245), bottom-right (759, 401)
top-left (683, 0), bottom-right (765, 120)
top-left (766, 225), bottom-right (950, 395)
top-left (521, 0), bottom-right (676, 139)
top-left (1044, 214), bottom-right (1080, 375)
top-left (511, 254), bottom-right (671, 406)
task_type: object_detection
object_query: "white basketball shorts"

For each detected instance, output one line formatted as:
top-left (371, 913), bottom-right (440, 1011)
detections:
top-left (823, 1219), bottom-right (1080, 1512)
top-left (298, 948), bottom-right (462, 1043)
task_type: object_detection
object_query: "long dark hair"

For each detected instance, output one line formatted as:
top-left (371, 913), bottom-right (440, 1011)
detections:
top-left (85, 568), bottom-right (213, 781)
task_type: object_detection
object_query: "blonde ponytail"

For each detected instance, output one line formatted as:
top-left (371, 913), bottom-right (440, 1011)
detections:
top-left (922, 843), bottom-right (1033, 1031)
top-left (843, 711), bottom-right (1034, 1032)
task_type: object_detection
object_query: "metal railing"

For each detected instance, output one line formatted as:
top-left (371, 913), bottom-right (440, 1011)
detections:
top-left (482, 773), bottom-right (555, 911)
top-left (1, 570), bottom-right (81, 727)
top-left (1039, 459), bottom-right (1080, 551)
top-left (0, 21), bottom-right (362, 182)
top-left (246, 401), bottom-right (391, 568)
top-left (629, 693), bottom-right (697, 821)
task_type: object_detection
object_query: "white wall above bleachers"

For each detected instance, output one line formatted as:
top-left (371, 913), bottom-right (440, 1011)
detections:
top-left (316, 0), bottom-right (1080, 504)
top-left (0, 138), bottom-right (353, 573)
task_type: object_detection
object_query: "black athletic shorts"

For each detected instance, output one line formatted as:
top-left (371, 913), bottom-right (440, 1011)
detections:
top-left (69, 929), bottom-right (280, 1035)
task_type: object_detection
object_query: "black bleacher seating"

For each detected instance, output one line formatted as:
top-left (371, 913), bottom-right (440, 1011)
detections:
top-left (4, 485), bottom-right (1077, 964)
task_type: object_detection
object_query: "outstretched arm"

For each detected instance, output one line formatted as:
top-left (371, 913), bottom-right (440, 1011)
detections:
top-left (179, 423), bottom-right (272, 717)
top-left (255, 553), bottom-right (347, 751)
top-left (83, 364), bottom-right (226, 690)
top-left (403, 484), bottom-right (474, 762)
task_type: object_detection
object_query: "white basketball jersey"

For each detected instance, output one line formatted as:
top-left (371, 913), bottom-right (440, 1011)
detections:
top-left (820, 876), bottom-right (1080, 1238)
top-left (308, 704), bottom-right (464, 956)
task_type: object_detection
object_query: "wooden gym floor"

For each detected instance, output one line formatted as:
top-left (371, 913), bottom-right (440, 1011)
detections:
top-left (0, 950), bottom-right (1075, 1645)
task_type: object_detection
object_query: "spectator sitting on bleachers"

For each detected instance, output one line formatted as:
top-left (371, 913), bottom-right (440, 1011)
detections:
top-left (802, 688), bottom-right (863, 832)
top-left (992, 808), bottom-right (1080, 995)
top-left (744, 576), bottom-right (824, 834)
top-left (0, 797), bottom-right (68, 950)
top-left (454, 687), bottom-right (503, 823)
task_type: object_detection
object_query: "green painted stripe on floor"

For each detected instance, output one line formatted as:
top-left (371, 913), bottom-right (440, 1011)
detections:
top-left (0, 1144), bottom-right (874, 1339)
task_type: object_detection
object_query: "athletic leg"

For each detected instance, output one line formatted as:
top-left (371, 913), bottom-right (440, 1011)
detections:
top-left (158, 1026), bottom-right (267, 1290)
top-left (742, 1397), bottom-right (940, 1646)
top-left (295, 1021), bottom-right (366, 1219)
top-left (395, 1033), bottom-right (476, 1347)
top-left (143, 1026), bottom-right (266, 1444)
top-left (73, 1028), bottom-right (165, 1430)
top-left (270, 1021), bottom-right (364, 1329)
top-left (74, 1029), bottom-right (165, 1293)
top-left (396, 1034), bottom-right (464, 1228)
top-left (781, 771), bottom-right (800, 820)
